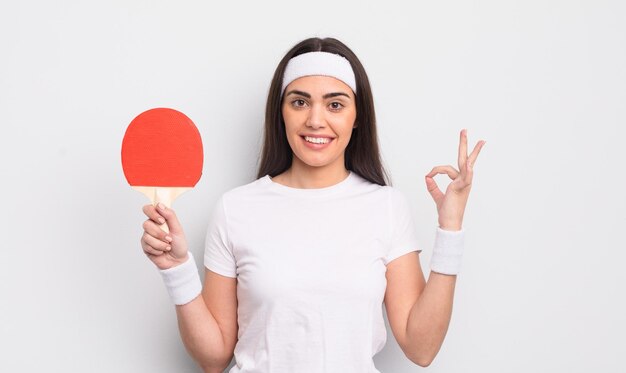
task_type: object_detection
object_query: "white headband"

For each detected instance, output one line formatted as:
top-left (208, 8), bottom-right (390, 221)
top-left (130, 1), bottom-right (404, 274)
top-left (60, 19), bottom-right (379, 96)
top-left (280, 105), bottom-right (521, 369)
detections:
top-left (281, 51), bottom-right (357, 95)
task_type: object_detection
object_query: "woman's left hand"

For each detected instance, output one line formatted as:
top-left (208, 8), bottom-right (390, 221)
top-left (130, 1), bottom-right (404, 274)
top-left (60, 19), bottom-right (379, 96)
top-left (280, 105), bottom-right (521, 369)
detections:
top-left (425, 129), bottom-right (485, 231)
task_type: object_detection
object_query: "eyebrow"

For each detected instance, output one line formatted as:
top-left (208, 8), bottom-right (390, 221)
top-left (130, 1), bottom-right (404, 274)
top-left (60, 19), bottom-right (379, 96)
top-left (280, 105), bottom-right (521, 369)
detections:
top-left (285, 90), bottom-right (351, 99)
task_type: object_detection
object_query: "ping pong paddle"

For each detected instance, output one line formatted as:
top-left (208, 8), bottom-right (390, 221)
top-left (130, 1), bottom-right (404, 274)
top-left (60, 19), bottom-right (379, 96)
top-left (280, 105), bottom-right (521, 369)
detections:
top-left (121, 108), bottom-right (203, 233)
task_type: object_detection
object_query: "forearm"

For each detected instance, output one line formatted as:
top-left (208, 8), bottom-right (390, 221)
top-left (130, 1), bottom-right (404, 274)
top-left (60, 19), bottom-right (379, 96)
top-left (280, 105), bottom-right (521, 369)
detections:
top-left (175, 295), bottom-right (230, 372)
top-left (404, 271), bottom-right (457, 366)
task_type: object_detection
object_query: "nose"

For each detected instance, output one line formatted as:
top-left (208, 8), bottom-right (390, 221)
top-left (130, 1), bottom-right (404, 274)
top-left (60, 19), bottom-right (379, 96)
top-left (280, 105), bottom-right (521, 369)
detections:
top-left (306, 104), bottom-right (325, 129)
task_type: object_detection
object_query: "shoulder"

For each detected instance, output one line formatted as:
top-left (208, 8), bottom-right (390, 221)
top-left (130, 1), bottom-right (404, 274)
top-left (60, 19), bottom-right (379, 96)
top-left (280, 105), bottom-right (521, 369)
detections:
top-left (347, 171), bottom-right (389, 196)
top-left (381, 185), bottom-right (415, 220)
top-left (210, 176), bottom-right (276, 217)
top-left (359, 180), bottom-right (410, 207)
top-left (220, 175), bottom-right (271, 201)
top-left (386, 185), bottom-right (411, 202)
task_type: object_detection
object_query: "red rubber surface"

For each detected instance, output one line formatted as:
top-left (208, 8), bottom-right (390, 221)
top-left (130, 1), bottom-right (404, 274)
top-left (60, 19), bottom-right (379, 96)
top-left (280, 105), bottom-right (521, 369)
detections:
top-left (121, 108), bottom-right (203, 187)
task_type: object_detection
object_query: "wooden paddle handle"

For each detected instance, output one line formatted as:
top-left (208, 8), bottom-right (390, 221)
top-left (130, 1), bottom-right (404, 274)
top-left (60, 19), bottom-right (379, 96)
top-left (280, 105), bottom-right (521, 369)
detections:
top-left (154, 187), bottom-right (173, 233)
top-left (132, 186), bottom-right (192, 234)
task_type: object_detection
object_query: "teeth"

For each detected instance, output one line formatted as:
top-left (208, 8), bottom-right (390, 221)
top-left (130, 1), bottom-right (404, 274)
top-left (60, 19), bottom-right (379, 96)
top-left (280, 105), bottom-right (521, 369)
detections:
top-left (304, 136), bottom-right (330, 144)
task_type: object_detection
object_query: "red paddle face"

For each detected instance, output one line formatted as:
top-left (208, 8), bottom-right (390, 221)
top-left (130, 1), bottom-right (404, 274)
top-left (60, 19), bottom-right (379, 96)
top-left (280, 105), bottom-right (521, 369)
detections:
top-left (121, 108), bottom-right (203, 188)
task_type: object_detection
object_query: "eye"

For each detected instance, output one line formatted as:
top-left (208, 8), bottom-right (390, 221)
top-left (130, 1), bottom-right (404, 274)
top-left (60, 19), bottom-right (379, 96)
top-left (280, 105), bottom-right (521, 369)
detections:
top-left (329, 102), bottom-right (344, 111)
top-left (291, 99), bottom-right (307, 108)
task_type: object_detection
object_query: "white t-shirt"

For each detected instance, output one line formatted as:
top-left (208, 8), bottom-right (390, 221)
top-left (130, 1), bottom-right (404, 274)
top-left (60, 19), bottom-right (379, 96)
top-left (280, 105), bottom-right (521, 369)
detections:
top-left (204, 171), bottom-right (421, 372)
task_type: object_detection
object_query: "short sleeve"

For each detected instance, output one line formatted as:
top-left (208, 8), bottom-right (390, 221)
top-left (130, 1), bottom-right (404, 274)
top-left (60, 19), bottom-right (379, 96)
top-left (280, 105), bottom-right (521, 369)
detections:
top-left (384, 188), bottom-right (422, 265)
top-left (203, 195), bottom-right (237, 278)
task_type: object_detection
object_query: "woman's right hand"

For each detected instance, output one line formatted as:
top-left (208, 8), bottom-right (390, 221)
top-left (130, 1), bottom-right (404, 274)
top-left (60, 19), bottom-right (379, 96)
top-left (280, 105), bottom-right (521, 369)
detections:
top-left (140, 203), bottom-right (190, 270)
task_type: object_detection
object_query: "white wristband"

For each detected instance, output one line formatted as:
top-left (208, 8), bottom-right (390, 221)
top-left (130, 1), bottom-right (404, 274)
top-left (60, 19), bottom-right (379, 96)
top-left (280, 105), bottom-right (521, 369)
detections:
top-left (430, 227), bottom-right (466, 275)
top-left (158, 252), bottom-right (202, 305)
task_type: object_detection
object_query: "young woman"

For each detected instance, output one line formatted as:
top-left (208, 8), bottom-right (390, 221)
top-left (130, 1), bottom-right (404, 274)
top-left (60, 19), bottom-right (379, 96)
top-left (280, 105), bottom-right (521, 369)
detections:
top-left (140, 37), bottom-right (485, 372)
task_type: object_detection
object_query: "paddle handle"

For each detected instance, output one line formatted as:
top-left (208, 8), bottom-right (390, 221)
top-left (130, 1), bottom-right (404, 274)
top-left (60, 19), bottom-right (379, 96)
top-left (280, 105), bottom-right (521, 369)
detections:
top-left (154, 188), bottom-right (173, 233)
top-left (132, 186), bottom-right (192, 234)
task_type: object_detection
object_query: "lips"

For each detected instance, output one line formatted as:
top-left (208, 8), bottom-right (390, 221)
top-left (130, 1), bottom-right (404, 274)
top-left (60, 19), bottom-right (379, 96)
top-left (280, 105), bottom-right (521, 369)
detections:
top-left (300, 135), bottom-right (333, 149)
top-left (300, 134), bottom-right (335, 139)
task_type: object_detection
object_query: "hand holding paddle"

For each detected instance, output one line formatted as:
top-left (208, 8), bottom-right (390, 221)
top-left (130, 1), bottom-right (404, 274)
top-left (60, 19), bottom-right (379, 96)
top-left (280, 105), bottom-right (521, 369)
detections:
top-left (140, 203), bottom-right (189, 270)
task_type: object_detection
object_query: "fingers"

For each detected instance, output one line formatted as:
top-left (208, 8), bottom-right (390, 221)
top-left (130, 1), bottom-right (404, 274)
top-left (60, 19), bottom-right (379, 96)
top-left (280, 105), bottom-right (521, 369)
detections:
top-left (140, 203), bottom-right (185, 260)
top-left (424, 174), bottom-right (444, 205)
top-left (141, 219), bottom-right (172, 256)
top-left (142, 204), bottom-right (166, 225)
top-left (155, 203), bottom-right (184, 234)
top-left (458, 128), bottom-right (468, 169)
top-left (141, 231), bottom-right (172, 256)
top-left (467, 140), bottom-right (486, 168)
top-left (464, 138), bottom-right (485, 188)
top-left (142, 218), bottom-right (172, 242)
top-left (459, 129), bottom-right (486, 169)
top-left (141, 205), bottom-right (173, 257)
top-left (426, 130), bottom-right (485, 207)
top-left (425, 165), bottom-right (460, 205)
top-left (465, 161), bottom-right (474, 185)
top-left (426, 165), bottom-right (460, 180)
top-left (458, 129), bottom-right (487, 173)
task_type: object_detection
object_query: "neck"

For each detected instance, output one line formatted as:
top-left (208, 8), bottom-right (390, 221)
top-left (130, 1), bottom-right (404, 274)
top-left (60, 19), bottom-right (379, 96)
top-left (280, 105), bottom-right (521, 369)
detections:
top-left (278, 161), bottom-right (350, 189)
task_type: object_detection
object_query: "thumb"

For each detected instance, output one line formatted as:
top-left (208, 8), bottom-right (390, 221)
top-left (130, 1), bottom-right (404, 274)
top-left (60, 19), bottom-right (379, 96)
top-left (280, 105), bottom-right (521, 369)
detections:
top-left (156, 203), bottom-right (184, 234)
top-left (425, 175), bottom-right (444, 206)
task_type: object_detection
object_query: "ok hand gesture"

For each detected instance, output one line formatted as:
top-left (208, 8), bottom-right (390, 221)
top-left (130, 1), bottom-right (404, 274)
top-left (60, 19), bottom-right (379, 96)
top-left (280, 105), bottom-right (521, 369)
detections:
top-left (425, 129), bottom-right (485, 231)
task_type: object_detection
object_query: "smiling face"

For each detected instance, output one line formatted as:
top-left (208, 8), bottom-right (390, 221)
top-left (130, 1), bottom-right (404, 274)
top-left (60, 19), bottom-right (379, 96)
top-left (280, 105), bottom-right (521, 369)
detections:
top-left (281, 75), bottom-right (357, 174)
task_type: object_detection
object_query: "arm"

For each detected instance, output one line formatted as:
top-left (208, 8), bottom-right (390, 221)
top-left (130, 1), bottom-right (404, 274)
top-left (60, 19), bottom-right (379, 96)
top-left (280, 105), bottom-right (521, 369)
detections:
top-left (175, 267), bottom-right (238, 373)
top-left (391, 128), bottom-right (482, 365)
top-left (405, 221), bottom-right (461, 366)
top-left (404, 271), bottom-right (456, 366)
top-left (143, 204), bottom-right (238, 372)
top-left (384, 244), bottom-right (457, 367)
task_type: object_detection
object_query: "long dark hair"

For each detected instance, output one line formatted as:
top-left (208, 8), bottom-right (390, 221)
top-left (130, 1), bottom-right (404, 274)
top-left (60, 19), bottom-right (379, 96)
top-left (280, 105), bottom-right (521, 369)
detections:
top-left (256, 37), bottom-right (391, 186)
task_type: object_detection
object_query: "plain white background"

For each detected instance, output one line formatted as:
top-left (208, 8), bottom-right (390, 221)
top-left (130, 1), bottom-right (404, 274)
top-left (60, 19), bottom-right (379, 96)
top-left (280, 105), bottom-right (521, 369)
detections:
top-left (1, 0), bottom-right (624, 372)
